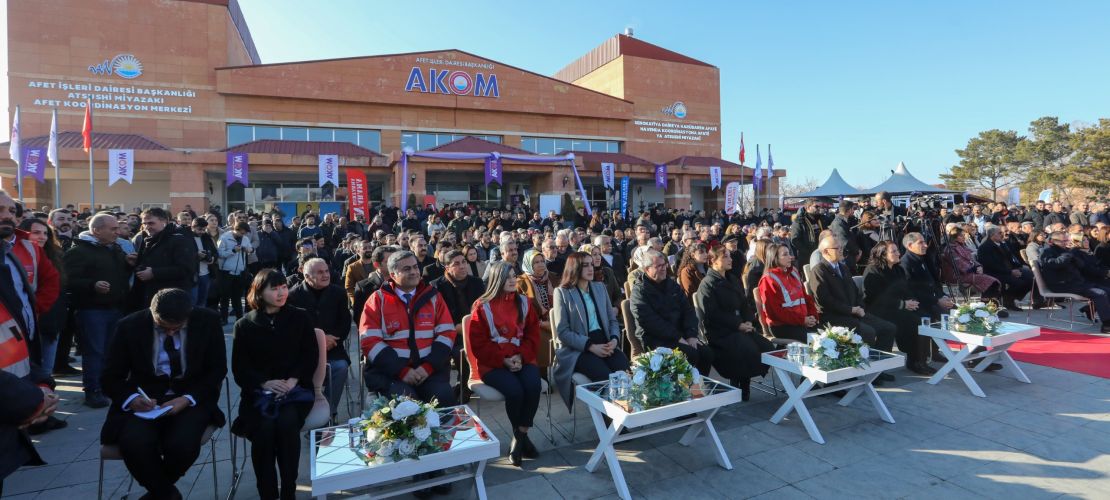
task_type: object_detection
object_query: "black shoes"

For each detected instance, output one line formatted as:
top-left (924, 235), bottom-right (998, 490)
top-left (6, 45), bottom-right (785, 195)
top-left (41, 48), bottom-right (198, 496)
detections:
top-left (84, 391), bottom-right (110, 409)
top-left (27, 415), bottom-right (68, 435)
top-left (907, 362), bottom-right (937, 375)
top-left (53, 364), bottom-right (80, 375)
top-left (509, 429), bottom-right (539, 466)
top-left (412, 471), bottom-right (452, 498)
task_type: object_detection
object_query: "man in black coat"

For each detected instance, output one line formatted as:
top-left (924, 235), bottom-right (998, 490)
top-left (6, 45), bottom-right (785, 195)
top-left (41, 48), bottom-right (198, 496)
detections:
top-left (811, 238), bottom-right (897, 378)
top-left (829, 202), bottom-right (860, 274)
top-left (287, 257), bottom-right (351, 420)
top-left (100, 289), bottom-right (226, 500)
top-left (1039, 232), bottom-right (1110, 333)
top-left (430, 250), bottom-right (484, 400)
top-left (629, 249), bottom-right (713, 375)
top-left (351, 246), bottom-right (398, 327)
top-left (130, 208), bottom-right (197, 311)
top-left (899, 232), bottom-right (955, 317)
top-left (977, 225), bottom-right (1033, 311)
top-left (789, 201), bottom-right (820, 271)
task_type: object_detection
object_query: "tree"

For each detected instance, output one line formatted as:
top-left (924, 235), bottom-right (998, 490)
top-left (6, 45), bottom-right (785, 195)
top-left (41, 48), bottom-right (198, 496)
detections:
top-left (1070, 118), bottom-right (1110, 196)
top-left (1019, 116), bottom-right (1075, 203)
top-left (779, 176), bottom-right (819, 199)
top-left (941, 129), bottom-right (1028, 201)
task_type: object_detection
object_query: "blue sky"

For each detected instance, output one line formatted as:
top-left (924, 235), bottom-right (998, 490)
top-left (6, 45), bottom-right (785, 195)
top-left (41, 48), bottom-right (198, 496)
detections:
top-left (237, 0), bottom-right (1110, 187)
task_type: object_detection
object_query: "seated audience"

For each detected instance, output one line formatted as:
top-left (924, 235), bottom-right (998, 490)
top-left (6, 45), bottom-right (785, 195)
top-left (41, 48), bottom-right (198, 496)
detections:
top-left (630, 249), bottom-right (713, 375)
top-left (287, 258), bottom-right (352, 422)
top-left (757, 243), bottom-right (819, 342)
top-left (862, 241), bottom-right (934, 374)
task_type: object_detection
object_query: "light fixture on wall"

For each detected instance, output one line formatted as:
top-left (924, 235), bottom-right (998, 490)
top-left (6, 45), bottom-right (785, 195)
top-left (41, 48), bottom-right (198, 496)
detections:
top-left (562, 175), bottom-right (569, 188)
top-left (410, 174), bottom-right (417, 186)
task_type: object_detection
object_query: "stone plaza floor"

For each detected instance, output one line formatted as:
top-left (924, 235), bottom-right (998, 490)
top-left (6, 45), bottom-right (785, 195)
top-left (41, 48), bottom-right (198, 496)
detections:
top-left (4, 307), bottom-right (1110, 499)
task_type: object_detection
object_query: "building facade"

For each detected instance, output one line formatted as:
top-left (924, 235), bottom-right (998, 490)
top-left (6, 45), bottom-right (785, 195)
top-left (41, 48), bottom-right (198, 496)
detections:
top-left (1, 0), bottom-right (782, 215)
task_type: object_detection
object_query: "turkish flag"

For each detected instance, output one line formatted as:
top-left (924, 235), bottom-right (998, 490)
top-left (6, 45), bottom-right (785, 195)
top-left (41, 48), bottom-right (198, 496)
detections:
top-left (81, 99), bottom-right (92, 152)
top-left (739, 132), bottom-right (745, 165)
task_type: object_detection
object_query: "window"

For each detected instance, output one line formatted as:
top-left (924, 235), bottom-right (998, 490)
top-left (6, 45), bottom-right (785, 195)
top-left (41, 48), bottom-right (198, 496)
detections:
top-left (400, 132), bottom-right (502, 151)
top-left (226, 124), bottom-right (382, 152)
top-left (227, 125), bottom-right (253, 147)
top-left (521, 136), bottom-right (620, 155)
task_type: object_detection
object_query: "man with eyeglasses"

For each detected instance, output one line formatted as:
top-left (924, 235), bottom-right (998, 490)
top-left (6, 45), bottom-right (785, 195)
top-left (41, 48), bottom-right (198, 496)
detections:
top-left (1039, 231), bottom-right (1110, 333)
top-left (812, 237), bottom-right (897, 382)
top-left (629, 249), bottom-right (713, 376)
top-left (900, 232), bottom-right (956, 317)
top-left (100, 288), bottom-right (226, 500)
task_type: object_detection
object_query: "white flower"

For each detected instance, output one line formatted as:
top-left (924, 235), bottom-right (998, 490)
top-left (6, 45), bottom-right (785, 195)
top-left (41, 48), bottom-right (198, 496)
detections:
top-left (825, 348), bottom-right (840, 359)
top-left (378, 440), bottom-right (395, 457)
top-left (833, 326), bottom-right (850, 336)
top-left (859, 346), bottom-right (870, 359)
top-left (691, 367), bottom-right (703, 385)
top-left (413, 426), bottom-right (432, 441)
top-left (958, 314), bottom-right (972, 324)
top-left (654, 347), bottom-right (673, 355)
top-left (970, 301), bottom-right (985, 308)
top-left (820, 338), bottom-right (837, 351)
top-left (391, 400), bottom-right (421, 421)
top-left (974, 309), bottom-right (990, 318)
top-left (632, 369), bottom-right (646, 385)
top-left (677, 373), bottom-right (685, 383)
top-left (851, 334), bottom-right (863, 344)
top-left (397, 439), bottom-right (416, 456)
top-left (650, 354), bottom-right (663, 371)
top-left (424, 409), bottom-right (440, 428)
top-left (366, 428), bottom-right (380, 443)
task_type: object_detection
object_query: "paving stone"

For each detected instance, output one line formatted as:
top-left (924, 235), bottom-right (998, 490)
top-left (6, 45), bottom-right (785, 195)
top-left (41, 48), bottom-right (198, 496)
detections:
top-left (747, 445), bottom-right (836, 484)
top-left (747, 484), bottom-right (814, 499)
top-left (715, 424), bottom-right (784, 458)
top-left (542, 464), bottom-right (618, 499)
top-left (484, 475), bottom-right (562, 500)
top-left (636, 471), bottom-right (729, 500)
top-left (788, 437), bottom-right (878, 468)
top-left (693, 457), bottom-right (789, 499)
top-left (793, 459), bottom-right (942, 499)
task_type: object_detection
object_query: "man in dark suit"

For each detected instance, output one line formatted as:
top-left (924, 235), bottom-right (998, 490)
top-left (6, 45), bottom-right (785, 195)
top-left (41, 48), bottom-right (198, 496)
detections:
top-left (130, 208), bottom-right (197, 311)
top-left (287, 257), bottom-right (351, 422)
top-left (811, 237), bottom-right (897, 380)
top-left (977, 225), bottom-right (1033, 311)
top-left (900, 232), bottom-right (956, 317)
top-left (430, 250), bottom-right (484, 401)
top-left (101, 289), bottom-right (226, 500)
top-left (1039, 232), bottom-right (1110, 333)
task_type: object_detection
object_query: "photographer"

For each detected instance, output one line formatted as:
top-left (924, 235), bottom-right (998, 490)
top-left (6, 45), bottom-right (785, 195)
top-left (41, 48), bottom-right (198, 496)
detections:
top-left (190, 218), bottom-right (218, 307)
top-left (217, 221), bottom-right (253, 322)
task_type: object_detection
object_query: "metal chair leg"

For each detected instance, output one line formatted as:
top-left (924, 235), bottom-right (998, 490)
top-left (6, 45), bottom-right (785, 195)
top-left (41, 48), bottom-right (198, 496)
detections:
top-left (210, 435), bottom-right (219, 500)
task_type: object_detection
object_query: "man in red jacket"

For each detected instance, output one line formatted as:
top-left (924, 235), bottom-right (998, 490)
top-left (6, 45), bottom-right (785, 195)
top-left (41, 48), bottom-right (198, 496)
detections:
top-left (359, 250), bottom-right (457, 406)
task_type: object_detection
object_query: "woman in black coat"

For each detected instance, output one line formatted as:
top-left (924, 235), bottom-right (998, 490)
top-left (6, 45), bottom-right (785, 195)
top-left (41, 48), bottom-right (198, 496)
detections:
top-left (695, 245), bottom-right (773, 400)
top-left (861, 241), bottom-right (932, 375)
top-left (232, 269), bottom-right (318, 500)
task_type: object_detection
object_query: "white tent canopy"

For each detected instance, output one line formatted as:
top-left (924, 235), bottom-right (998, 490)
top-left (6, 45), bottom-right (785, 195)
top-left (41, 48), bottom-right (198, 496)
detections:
top-left (862, 161), bottom-right (958, 195)
top-left (795, 168), bottom-right (864, 198)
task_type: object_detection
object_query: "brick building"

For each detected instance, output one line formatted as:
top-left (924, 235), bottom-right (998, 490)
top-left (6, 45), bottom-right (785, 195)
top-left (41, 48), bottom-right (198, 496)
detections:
top-left (0, 0), bottom-right (782, 216)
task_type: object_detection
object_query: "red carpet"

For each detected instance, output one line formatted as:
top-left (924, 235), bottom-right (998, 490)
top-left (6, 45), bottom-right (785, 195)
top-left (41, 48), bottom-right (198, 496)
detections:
top-left (1007, 328), bottom-right (1110, 379)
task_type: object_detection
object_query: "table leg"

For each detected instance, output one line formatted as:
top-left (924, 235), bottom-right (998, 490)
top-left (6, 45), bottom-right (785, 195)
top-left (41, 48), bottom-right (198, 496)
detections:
top-left (678, 407), bottom-right (718, 445)
top-left (703, 414), bottom-right (732, 470)
top-left (927, 340), bottom-right (985, 397)
top-left (992, 350), bottom-right (1031, 383)
top-left (863, 383), bottom-right (896, 424)
top-left (584, 406), bottom-right (631, 500)
top-left (769, 368), bottom-right (824, 444)
top-left (836, 373), bottom-right (880, 407)
top-left (474, 459), bottom-right (488, 500)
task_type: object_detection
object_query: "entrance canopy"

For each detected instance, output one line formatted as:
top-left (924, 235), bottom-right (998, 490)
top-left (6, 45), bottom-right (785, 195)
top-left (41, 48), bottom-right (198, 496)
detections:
top-left (795, 168), bottom-right (863, 198)
top-left (863, 162), bottom-right (958, 195)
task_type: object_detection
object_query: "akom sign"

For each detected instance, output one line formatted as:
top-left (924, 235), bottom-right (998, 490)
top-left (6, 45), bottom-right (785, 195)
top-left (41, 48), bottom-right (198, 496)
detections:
top-left (405, 67), bottom-right (499, 98)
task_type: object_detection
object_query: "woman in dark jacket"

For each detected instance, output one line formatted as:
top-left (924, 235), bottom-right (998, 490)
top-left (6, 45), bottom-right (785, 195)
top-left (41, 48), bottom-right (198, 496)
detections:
top-left (862, 241), bottom-right (932, 374)
top-left (232, 269), bottom-right (318, 500)
top-left (694, 245), bottom-right (773, 400)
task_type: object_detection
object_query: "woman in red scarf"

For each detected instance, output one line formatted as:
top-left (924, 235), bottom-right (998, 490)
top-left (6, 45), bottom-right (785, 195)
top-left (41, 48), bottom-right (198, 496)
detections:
top-left (466, 261), bottom-right (542, 466)
top-left (757, 243), bottom-right (819, 342)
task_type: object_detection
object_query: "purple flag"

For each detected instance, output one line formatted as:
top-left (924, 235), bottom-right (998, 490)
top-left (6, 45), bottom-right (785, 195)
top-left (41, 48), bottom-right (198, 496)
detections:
top-left (655, 164), bottom-right (668, 189)
top-left (484, 155), bottom-right (502, 186)
top-left (22, 148), bottom-right (46, 184)
top-left (226, 152), bottom-right (249, 187)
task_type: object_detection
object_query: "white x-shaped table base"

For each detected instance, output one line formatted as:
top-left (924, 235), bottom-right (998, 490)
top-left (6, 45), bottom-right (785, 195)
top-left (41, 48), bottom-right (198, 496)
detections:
top-left (583, 406), bottom-right (731, 500)
top-left (768, 367), bottom-right (895, 444)
top-left (927, 338), bottom-right (1031, 397)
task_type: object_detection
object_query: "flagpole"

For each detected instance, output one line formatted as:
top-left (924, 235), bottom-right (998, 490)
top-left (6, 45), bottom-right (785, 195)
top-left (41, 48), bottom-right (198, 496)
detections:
top-left (51, 108), bottom-right (60, 205)
top-left (13, 105), bottom-right (22, 203)
top-left (88, 144), bottom-right (94, 209)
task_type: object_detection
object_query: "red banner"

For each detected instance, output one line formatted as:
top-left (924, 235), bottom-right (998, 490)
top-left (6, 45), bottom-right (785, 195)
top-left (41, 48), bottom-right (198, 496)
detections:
top-left (347, 168), bottom-right (368, 220)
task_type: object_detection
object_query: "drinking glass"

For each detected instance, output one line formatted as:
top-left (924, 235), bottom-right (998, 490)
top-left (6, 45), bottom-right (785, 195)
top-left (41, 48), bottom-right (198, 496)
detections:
top-left (940, 314), bottom-right (950, 330)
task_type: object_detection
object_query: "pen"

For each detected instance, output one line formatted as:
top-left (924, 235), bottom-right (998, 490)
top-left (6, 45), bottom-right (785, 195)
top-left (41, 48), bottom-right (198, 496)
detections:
top-left (137, 386), bottom-right (154, 405)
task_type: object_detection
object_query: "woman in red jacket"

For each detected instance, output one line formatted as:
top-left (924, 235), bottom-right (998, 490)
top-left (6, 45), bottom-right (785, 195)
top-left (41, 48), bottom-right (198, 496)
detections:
top-left (465, 261), bottom-right (542, 466)
top-left (757, 243), bottom-right (818, 342)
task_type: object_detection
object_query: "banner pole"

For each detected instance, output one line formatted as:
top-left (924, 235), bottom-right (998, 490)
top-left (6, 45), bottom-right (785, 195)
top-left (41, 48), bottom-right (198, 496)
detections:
top-left (88, 146), bottom-right (94, 209)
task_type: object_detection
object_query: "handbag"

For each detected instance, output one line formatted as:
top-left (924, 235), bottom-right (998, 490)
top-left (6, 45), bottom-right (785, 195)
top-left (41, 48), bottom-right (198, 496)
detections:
top-left (254, 386), bottom-right (315, 420)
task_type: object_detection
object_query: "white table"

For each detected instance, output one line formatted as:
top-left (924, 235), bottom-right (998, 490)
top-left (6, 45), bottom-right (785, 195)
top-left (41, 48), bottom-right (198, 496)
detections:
top-left (575, 378), bottom-right (742, 500)
top-left (761, 349), bottom-right (904, 444)
top-left (918, 321), bottom-right (1040, 397)
top-left (309, 405), bottom-right (499, 499)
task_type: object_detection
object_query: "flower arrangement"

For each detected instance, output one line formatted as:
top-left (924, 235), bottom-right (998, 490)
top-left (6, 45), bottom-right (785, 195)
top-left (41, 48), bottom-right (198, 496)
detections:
top-left (629, 347), bottom-right (703, 409)
top-left (810, 325), bottom-right (870, 370)
top-left (355, 395), bottom-right (451, 465)
top-left (950, 301), bottom-right (1001, 335)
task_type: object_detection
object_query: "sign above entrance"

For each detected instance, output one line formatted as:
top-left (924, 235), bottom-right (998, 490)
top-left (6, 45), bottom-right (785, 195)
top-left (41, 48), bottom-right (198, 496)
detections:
top-left (405, 65), bottom-right (500, 98)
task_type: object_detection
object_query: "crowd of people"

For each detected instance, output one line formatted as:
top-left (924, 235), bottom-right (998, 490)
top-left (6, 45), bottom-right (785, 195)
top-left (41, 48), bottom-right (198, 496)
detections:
top-left (4, 186), bottom-right (1110, 498)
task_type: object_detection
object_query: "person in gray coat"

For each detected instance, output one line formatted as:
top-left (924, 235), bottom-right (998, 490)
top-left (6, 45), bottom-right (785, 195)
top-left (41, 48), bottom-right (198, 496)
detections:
top-left (552, 252), bottom-right (629, 409)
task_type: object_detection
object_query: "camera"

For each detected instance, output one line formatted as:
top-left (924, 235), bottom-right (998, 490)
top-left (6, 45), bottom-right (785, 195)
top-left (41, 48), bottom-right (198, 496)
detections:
top-left (909, 194), bottom-right (947, 215)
